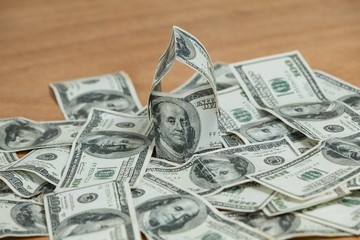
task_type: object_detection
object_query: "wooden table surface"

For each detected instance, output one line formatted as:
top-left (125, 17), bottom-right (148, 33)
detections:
top-left (1, 0), bottom-right (360, 239)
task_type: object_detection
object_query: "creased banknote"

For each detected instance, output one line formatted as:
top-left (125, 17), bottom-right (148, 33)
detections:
top-left (229, 51), bottom-right (327, 109)
top-left (224, 211), bottom-right (348, 239)
top-left (0, 117), bottom-right (84, 152)
top-left (206, 182), bottom-right (274, 212)
top-left (58, 108), bottom-right (153, 190)
top-left (0, 152), bottom-right (18, 169)
top-left (0, 198), bottom-right (48, 238)
top-left (148, 138), bottom-right (298, 196)
top-left (0, 170), bottom-right (50, 198)
top-left (6, 147), bottom-right (70, 185)
top-left (133, 173), bottom-right (272, 240)
top-left (50, 71), bottom-right (142, 120)
top-left (264, 186), bottom-right (350, 216)
top-left (314, 70), bottom-right (360, 111)
top-left (45, 182), bottom-right (140, 240)
top-left (301, 191), bottom-right (360, 235)
top-left (217, 86), bottom-right (267, 132)
top-left (230, 117), bottom-right (318, 154)
top-left (248, 137), bottom-right (360, 200)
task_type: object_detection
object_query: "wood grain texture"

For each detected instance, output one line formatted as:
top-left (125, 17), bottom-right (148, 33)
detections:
top-left (1, 0), bottom-right (360, 239)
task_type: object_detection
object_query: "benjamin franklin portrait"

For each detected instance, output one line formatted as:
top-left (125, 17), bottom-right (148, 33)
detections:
top-left (136, 194), bottom-right (207, 236)
top-left (190, 154), bottom-right (255, 189)
top-left (151, 97), bottom-right (200, 162)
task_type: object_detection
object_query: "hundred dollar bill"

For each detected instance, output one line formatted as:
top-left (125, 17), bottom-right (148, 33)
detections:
top-left (0, 170), bottom-right (50, 198)
top-left (150, 26), bottom-right (217, 99)
top-left (347, 176), bottom-right (360, 190)
top-left (224, 211), bottom-right (348, 239)
top-left (150, 86), bottom-right (222, 163)
top-left (147, 157), bottom-right (179, 169)
top-left (229, 51), bottom-right (327, 110)
top-left (0, 117), bottom-right (84, 152)
top-left (172, 62), bottom-right (240, 93)
top-left (220, 133), bottom-right (244, 148)
top-left (217, 86), bottom-right (267, 132)
top-left (301, 191), bottom-right (360, 235)
top-left (230, 117), bottom-right (318, 154)
top-left (133, 173), bottom-right (272, 240)
top-left (264, 186), bottom-right (350, 216)
top-left (0, 152), bottom-right (18, 169)
top-left (206, 182), bottom-right (274, 212)
top-left (0, 198), bottom-right (48, 238)
top-left (6, 147), bottom-right (70, 185)
top-left (247, 138), bottom-right (360, 200)
top-left (314, 70), bottom-right (360, 111)
top-left (50, 71), bottom-right (142, 120)
top-left (269, 100), bottom-right (360, 140)
top-left (45, 182), bottom-right (140, 240)
top-left (58, 108), bottom-right (153, 190)
top-left (147, 138), bottom-right (298, 196)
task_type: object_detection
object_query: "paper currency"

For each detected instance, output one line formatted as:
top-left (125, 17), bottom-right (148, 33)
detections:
top-left (6, 147), bottom-right (70, 185)
top-left (314, 70), bottom-right (360, 111)
top-left (0, 198), bottom-right (48, 238)
top-left (50, 71), bottom-right (142, 120)
top-left (133, 173), bottom-right (272, 240)
top-left (58, 108), bottom-right (153, 190)
top-left (150, 26), bottom-right (217, 98)
top-left (206, 182), bottom-right (274, 212)
top-left (301, 191), bottom-right (360, 235)
top-left (224, 211), bottom-right (348, 239)
top-left (248, 138), bottom-right (360, 200)
top-left (45, 182), bottom-right (140, 240)
top-left (0, 117), bottom-right (84, 152)
top-left (220, 133), bottom-right (244, 147)
top-left (347, 176), bottom-right (360, 190)
top-left (0, 170), bottom-right (50, 198)
top-left (148, 138), bottom-right (298, 196)
top-left (147, 157), bottom-right (179, 168)
top-left (270, 100), bottom-right (360, 140)
top-left (217, 86), bottom-right (267, 132)
top-left (0, 152), bottom-right (18, 169)
top-left (229, 51), bottom-right (327, 109)
top-left (172, 62), bottom-right (240, 93)
top-left (264, 186), bottom-right (350, 216)
top-left (230, 117), bottom-right (318, 154)
top-left (150, 86), bottom-right (222, 163)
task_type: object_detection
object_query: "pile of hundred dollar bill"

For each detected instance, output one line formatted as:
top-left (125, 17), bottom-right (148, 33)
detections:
top-left (1, 27), bottom-right (360, 240)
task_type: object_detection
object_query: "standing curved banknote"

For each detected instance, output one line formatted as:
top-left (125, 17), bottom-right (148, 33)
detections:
top-left (148, 138), bottom-right (298, 196)
top-left (149, 27), bottom-right (221, 163)
top-left (57, 108), bottom-right (153, 190)
top-left (0, 117), bottom-right (84, 152)
top-left (224, 211), bottom-right (348, 240)
top-left (50, 71), bottom-right (142, 120)
top-left (172, 62), bottom-right (240, 93)
top-left (151, 87), bottom-right (221, 163)
top-left (45, 182), bottom-right (140, 240)
top-left (0, 199), bottom-right (48, 238)
top-left (133, 173), bottom-right (272, 240)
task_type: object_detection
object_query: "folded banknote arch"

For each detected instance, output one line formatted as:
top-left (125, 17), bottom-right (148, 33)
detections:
top-left (148, 26), bottom-right (222, 163)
